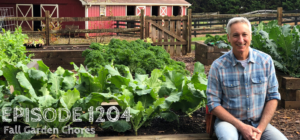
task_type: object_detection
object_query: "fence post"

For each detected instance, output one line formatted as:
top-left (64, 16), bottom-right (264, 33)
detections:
top-left (140, 9), bottom-right (145, 39)
top-left (277, 7), bottom-right (283, 26)
top-left (45, 10), bottom-right (50, 46)
top-left (188, 9), bottom-right (192, 53)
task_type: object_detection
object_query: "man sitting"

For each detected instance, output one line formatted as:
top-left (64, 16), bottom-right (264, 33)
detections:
top-left (206, 17), bottom-right (287, 140)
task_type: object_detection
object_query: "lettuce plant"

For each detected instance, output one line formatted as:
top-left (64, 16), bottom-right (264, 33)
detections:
top-left (0, 27), bottom-right (33, 77)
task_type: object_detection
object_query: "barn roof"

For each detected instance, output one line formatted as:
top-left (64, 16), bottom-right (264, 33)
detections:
top-left (79, 0), bottom-right (191, 6)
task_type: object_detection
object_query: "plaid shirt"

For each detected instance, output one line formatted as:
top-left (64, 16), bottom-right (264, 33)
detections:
top-left (206, 47), bottom-right (280, 127)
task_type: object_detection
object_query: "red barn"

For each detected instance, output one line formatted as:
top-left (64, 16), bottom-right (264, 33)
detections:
top-left (1, 0), bottom-right (190, 35)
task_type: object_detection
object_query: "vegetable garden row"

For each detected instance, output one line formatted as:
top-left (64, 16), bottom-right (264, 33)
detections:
top-left (0, 27), bottom-right (208, 139)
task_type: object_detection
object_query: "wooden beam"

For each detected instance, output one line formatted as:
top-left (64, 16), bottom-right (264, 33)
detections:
top-left (50, 28), bottom-right (140, 34)
top-left (192, 13), bottom-right (277, 19)
top-left (140, 9), bottom-right (145, 39)
top-left (152, 42), bottom-right (187, 46)
top-left (45, 10), bottom-right (50, 46)
top-left (50, 16), bottom-right (140, 22)
top-left (188, 9), bottom-right (192, 53)
top-left (277, 7), bottom-right (283, 26)
top-left (192, 27), bottom-right (226, 31)
top-left (37, 134), bottom-right (216, 140)
top-left (145, 16), bottom-right (188, 20)
top-left (22, 31), bottom-right (45, 34)
top-left (1, 17), bottom-right (44, 21)
top-left (149, 20), bottom-right (185, 42)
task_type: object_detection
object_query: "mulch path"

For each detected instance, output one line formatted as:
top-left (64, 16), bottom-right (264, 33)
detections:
top-left (172, 51), bottom-right (300, 140)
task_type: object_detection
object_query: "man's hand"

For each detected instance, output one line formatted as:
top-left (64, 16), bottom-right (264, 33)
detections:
top-left (252, 132), bottom-right (262, 140)
top-left (239, 124), bottom-right (261, 140)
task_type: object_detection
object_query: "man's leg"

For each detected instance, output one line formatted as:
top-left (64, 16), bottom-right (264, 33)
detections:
top-left (214, 118), bottom-right (240, 140)
top-left (261, 124), bottom-right (287, 140)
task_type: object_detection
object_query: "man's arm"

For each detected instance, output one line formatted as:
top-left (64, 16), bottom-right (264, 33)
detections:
top-left (253, 99), bottom-right (278, 140)
top-left (212, 106), bottom-right (261, 140)
top-left (257, 99), bottom-right (277, 131)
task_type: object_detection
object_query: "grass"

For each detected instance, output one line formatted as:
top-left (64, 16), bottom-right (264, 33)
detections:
top-left (192, 36), bottom-right (207, 42)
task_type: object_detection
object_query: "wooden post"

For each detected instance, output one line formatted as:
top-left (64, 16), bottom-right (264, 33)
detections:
top-left (140, 9), bottom-right (145, 39)
top-left (277, 7), bottom-right (283, 26)
top-left (116, 21), bottom-right (119, 35)
top-left (188, 9), bottom-right (192, 53)
top-left (145, 18), bottom-right (149, 38)
top-left (45, 10), bottom-right (50, 46)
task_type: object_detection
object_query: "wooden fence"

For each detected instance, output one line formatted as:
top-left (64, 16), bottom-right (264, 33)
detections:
top-left (0, 10), bottom-right (143, 45)
top-left (145, 9), bottom-right (192, 56)
top-left (191, 7), bottom-right (300, 37)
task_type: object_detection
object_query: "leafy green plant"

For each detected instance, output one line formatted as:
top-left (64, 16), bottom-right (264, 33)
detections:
top-left (0, 59), bottom-right (207, 138)
top-left (82, 39), bottom-right (189, 76)
top-left (0, 27), bottom-right (33, 76)
top-left (204, 34), bottom-right (231, 49)
top-left (0, 61), bottom-right (82, 139)
top-left (252, 20), bottom-right (300, 77)
top-left (88, 62), bottom-right (207, 135)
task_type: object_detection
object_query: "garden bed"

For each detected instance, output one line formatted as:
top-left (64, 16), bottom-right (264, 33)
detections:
top-left (26, 45), bottom-right (89, 70)
top-left (276, 71), bottom-right (300, 109)
top-left (194, 42), bottom-right (229, 65)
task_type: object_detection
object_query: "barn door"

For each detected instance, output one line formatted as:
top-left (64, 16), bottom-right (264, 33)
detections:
top-left (160, 6), bottom-right (167, 16)
top-left (41, 4), bottom-right (59, 28)
top-left (178, 6), bottom-right (182, 16)
top-left (160, 6), bottom-right (167, 26)
top-left (136, 6), bottom-right (146, 16)
top-left (16, 4), bottom-right (33, 31)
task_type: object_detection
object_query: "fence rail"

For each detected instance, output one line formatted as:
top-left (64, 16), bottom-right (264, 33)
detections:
top-left (0, 10), bottom-right (143, 45)
top-left (191, 7), bottom-right (300, 37)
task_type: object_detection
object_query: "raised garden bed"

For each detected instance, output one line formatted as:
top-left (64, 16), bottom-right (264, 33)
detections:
top-left (26, 45), bottom-right (89, 70)
top-left (195, 42), bottom-right (229, 65)
top-left (276, 71), bottom-right (300, 109)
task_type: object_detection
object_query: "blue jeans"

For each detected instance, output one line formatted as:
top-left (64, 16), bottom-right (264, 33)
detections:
top-left (214, 118), bottom-right (287, 140)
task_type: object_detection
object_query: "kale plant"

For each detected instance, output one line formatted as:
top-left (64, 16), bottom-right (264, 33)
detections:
top-left (82, 39), bottom-right (189, 76)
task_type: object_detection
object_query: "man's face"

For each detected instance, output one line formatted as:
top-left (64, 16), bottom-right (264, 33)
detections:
top-left (227, 22), bottom-right (251, 55)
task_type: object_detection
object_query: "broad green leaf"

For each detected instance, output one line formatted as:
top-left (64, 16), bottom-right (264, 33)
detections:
top-left (135, 94), bottom-right (154, 109)
top-left (37, 95), bottom-right (57, 108)
top-left (96, 67), bottom-right (109, 92)
top-left (105, 65), bottom-right (120, 76)
top-left (70, 62), bottom-right (79, 72)
top-left (48, 72), bottom-right (63, 99)
top-left (76, 128), bottom-right (95, 138)
top-left (16, 72), bottom-right (37, 99)
top-left (27, 69), bottom-right (48, 96)
top-left (193, 62), bottom-right (205, 75)
top-left (2, 62), bottom-right (23, 95)
top-left (37, 60), bottom-right (50, 74)
top-left (61, 88), bottom-right (80, 109)
top-left (162, 70), bottom-right (185, 91)
top-left (101, 120), bottom-right (131, 132)
top-left (13, 132), bottom-right (35, 140)
top-left (55, 66), bottom-right (65, 76)
top-left (62, 76), bottom-right (76, 91)
top-left (110, 75), bottom-right (130, 89)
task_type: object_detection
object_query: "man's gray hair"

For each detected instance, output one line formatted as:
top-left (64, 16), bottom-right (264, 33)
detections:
top-left (226, 17), bottom-right (252, 35)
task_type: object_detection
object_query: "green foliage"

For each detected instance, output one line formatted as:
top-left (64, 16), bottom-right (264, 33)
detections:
top-left (186, 0), bottom-right (281, 14)
top-left (82, 39), bottom-right (188, 76)
top-left (204, 34), bottom-right (231, 49)
top-left (282, 0), bottom-right (300, 11)
top-left (0, 59), bottom-right (207, 138)
top-left (0, 27), bottom-right (33, 76)
top-left (252, 21), bottom-right (300, 77)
